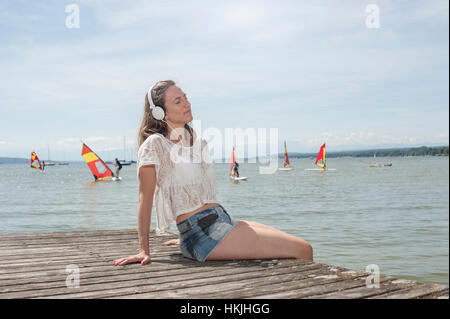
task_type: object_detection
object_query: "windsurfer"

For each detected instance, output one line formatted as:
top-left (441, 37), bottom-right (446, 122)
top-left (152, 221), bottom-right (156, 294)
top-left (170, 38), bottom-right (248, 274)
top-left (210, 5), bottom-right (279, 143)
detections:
top-left (232, 162), bottom-right (240, 177)
top-left (114, 158), bottom-right (122, 178)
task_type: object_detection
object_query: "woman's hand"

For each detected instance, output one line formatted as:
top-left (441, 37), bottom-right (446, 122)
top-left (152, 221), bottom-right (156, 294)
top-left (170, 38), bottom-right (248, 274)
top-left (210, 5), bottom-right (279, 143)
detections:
top-left (113, 250), bottom-right (151, 266)
top-left (163, 239), bottom-right (180, 246)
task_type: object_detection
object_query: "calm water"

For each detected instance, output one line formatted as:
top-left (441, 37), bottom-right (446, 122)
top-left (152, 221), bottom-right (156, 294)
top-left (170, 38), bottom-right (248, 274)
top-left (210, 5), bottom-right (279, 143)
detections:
top-left (0, 156), bottom-right (448, 285)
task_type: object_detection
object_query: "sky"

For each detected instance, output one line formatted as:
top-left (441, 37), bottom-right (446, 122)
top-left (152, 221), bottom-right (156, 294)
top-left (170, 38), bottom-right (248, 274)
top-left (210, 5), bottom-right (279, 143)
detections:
top-left (0, 0), bottom-right (448, 161)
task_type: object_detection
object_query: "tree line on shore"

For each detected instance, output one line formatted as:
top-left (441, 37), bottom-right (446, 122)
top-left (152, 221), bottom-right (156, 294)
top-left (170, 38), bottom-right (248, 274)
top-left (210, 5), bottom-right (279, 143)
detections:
top-left (1, 146), bottom-right (449, 164)
top-left (287, 146), bottom-right (449, 159)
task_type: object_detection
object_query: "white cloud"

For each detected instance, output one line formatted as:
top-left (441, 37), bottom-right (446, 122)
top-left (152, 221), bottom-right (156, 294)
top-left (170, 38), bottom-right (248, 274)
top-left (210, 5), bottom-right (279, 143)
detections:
top-left (0, 0), bottom-right (447, 157)
top-left (293, 131), bottom-right (448, 150)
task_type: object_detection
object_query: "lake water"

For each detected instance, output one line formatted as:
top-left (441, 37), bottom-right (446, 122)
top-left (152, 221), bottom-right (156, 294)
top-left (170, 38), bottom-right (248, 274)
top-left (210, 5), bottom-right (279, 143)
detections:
top-left (0, 156), bottom-right (448, 285)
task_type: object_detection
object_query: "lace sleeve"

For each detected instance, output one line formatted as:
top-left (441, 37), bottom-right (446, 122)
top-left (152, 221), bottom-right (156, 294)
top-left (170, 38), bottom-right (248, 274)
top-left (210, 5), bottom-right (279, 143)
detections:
top-left (201, 138), bottom-right (214, 166)
top-left (137, 135), bottom-right (162, 172)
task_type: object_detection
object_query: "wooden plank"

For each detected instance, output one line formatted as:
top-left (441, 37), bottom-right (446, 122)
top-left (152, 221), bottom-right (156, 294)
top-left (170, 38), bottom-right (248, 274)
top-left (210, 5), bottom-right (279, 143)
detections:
top-left (304, 277), bottom-right (412, 299)
top-left (248, 272), bottom-right (373, 299)
top-left (370, 283), bottom-right (449, 299)
top-left (0, 229), bottom-right (139, 241)
top-left (4, 261), bottom-right (313, 299)
top-left (0, 234), bottom-right (173, 251)
top-left (0, 237), bottom-right (178, 263)
top-left (44, 262), bottom-right (323, 299)
top-left (0, 244), bottom-right (179, 266)
top-left (117, 265), bottom-right (350, 299)
top-left (0, 250), bottom-right (180, 272)
top-left (0, 257), bottom-right (204, 290)
top-left (0, 258), bottom-right (291, 290)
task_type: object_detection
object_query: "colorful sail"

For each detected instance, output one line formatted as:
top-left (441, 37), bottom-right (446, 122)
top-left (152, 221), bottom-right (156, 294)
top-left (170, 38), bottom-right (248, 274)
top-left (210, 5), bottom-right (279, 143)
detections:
top-left (230, 147), bottom-right (236, 176)
top-left (81, 143), bottom-right (114, 181)
top-left (31, 152), bottom-right (43, 170)
top-left (283, 141), bottom-right (290, 168)
top-left (315, 143), bottom-right (326, 168)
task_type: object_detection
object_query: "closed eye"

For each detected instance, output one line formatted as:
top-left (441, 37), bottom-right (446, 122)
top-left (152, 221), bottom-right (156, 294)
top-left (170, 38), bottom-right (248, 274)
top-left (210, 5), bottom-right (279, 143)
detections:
top-left (175, 94), bottom-right (188, 104)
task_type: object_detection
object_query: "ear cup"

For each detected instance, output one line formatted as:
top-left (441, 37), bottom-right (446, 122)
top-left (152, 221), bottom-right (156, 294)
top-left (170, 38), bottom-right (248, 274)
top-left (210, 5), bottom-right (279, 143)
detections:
top-left (148, 89), bottom-right (166, 121)
top-left (151, 106), bottom-right (165, 121)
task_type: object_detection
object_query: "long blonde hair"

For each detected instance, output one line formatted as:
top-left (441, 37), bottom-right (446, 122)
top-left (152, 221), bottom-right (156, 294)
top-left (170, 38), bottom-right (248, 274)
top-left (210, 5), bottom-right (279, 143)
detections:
top-left (138, 80), bottom-right (193, 148)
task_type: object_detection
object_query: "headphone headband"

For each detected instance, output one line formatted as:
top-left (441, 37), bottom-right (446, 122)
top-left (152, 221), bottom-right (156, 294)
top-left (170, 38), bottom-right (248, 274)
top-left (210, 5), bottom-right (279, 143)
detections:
top-left (147, 88), bottom-right (155, 109)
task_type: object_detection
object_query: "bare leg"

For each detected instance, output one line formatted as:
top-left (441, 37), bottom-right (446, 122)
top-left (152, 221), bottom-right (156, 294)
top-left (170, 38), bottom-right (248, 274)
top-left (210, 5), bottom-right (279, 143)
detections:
top-left (163, 221), bottom-right (288, 247)
top-left (245, 220), bottom-right (286, 232)
top-left (207, 220), bottom-right (313, 261)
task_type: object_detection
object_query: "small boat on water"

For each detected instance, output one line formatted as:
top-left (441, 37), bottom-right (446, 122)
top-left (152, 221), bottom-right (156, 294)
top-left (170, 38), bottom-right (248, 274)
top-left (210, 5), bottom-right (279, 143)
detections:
top-left (278, 141), bottom-right (293, 171)
top-left (42, 161), bottom-right (56, 166)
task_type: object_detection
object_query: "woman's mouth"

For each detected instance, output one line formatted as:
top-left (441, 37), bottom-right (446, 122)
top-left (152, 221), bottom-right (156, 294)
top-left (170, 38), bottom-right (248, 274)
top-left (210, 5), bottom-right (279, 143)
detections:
top-left (184, 110), bottom-right (191, 115)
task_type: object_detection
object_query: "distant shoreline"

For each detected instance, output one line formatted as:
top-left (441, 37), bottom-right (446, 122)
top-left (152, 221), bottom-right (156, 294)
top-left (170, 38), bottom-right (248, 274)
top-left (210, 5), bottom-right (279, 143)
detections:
top-left (0, 158), bottom-right (83, 164)
top-left (1, 145), bottom-right (448, 163)
top-left (285, 145), bottom-right (449, 159)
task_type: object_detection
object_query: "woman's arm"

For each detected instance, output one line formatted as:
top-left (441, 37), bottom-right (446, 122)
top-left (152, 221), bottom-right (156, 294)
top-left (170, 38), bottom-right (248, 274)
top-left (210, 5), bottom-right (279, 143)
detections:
top-left (113, 165), bottom-right (156, 266)
top-left (137, 165), bottom-right (157, 255)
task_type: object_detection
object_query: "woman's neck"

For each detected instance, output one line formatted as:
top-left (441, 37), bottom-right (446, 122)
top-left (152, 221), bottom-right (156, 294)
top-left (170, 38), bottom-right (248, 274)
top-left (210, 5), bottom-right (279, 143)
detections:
top-left (166, 122), bottom-right (190, 145)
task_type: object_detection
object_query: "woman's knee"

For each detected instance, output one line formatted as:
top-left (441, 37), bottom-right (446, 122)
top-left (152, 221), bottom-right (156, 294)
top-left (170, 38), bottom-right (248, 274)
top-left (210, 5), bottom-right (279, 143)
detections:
top-left (295, 240), bottom-right (313, 261)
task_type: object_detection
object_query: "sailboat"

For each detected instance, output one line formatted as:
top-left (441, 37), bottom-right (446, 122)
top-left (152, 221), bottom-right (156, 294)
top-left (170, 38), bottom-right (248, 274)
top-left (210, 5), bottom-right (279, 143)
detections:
top-left (278, 141), bottom-right (293, 171)
top-left (369, 153), bottom-right (382, 167)
top-left (229, 147), bottom-right (248, 182)
top-left (43, 144), bottom-right (56, 166)
top-left (58, 149), bottom-right (69, 165)
top-left (30, 152), bottom-right (44, 171)
top-left (305, 143), bottom-right (336, 171)
top-left (81, 142), bottom-right (116, 181)
top-left (120, 136), bottom-right (132, 165)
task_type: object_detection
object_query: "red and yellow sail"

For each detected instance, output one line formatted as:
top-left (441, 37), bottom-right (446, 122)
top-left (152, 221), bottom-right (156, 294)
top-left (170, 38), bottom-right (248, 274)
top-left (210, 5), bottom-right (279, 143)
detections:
top-left (31, 152), bottom-right (43, 170)
top-left (315, 143), bottom-right (326, 168)
top-left (283, 141), bottom-right (290, 168)
top-left (81, 143), bottom-right (114, 181)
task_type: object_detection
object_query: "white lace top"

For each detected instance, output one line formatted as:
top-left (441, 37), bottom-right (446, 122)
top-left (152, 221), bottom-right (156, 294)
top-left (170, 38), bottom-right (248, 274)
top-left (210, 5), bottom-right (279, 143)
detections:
top-left (137, 132), bottom-right (217, 234)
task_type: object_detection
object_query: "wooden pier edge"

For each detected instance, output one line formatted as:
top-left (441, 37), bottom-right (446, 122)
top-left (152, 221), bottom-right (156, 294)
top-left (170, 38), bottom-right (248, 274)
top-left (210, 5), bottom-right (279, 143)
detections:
top-left (0, 228), bottom-right (448, 299)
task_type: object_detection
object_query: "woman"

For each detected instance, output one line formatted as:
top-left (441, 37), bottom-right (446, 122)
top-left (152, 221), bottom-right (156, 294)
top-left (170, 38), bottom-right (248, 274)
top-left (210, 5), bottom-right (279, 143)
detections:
top-left (113, 80), bottom-right (313, 266)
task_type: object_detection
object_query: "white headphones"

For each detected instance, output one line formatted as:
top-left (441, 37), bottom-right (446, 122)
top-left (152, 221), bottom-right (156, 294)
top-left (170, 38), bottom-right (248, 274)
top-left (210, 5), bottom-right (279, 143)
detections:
top-left (147, 88), bottom-right (165, 121)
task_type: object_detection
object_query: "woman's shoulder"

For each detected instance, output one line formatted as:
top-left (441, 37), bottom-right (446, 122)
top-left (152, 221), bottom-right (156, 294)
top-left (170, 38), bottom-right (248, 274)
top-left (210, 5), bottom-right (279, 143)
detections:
top-left (139, 133), bottom-right (167, 152)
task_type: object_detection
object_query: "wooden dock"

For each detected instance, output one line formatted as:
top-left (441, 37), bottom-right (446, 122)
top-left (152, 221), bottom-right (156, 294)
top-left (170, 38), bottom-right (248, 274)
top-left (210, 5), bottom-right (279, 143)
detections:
top-left (0, 229), bottom-right (448, 299)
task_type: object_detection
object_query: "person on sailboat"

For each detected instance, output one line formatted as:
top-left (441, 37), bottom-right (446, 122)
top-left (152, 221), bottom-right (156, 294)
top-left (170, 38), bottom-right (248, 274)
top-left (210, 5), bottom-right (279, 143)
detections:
top-left (114, 158), bottom-right (122, 178)
top-left (232, 161), bottom-right (240, 177)
top-left (113, 80), bottom-right (313, 267)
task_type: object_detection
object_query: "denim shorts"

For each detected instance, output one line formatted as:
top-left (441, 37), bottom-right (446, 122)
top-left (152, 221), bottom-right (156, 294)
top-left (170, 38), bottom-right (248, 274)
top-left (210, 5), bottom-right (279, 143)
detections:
top-left (176, 205), bottom-right (238, 262)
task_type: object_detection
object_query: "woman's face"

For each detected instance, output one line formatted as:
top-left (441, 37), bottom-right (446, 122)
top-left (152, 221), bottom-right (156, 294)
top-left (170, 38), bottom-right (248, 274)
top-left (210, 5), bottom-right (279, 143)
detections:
top-left (163, 85), bottom-right (192, 125)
